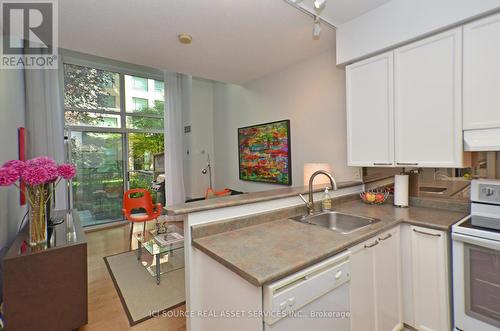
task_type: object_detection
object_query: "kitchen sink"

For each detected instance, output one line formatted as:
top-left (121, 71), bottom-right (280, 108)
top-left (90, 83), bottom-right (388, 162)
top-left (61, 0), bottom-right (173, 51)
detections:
top-left (419, 186), bottom-right (447, 194)
top-left (290, 211), bottom-right (378, 234)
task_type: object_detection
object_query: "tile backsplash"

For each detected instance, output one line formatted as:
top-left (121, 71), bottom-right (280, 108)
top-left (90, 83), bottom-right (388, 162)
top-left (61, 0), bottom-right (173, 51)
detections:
top-left (363, 151), bottom-right (500, 180)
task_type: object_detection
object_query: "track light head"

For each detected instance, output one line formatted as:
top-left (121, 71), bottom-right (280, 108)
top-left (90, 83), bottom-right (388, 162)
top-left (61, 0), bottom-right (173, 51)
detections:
top-left (313, 0), bottom-right (326, 11)
top-left (312, 17), bottom-right (321, 40)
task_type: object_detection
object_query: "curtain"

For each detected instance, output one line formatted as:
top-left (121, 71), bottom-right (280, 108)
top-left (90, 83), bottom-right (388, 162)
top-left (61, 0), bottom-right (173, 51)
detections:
top-left (24, 59), bottom-right (66, 210)
top-left (164, 72), bottom-right (190, 205)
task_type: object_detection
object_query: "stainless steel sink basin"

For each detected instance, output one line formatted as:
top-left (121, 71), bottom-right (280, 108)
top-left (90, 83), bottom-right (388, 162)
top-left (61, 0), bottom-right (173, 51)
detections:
top-left (419, 186), bottom-right (447, 194)
top-left (290, 211), bottom-right (378, 234)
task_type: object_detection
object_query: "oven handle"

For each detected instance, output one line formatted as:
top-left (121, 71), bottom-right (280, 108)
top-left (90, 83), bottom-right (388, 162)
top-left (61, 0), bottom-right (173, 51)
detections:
top-left (452, 232), bottom-right (500, 251)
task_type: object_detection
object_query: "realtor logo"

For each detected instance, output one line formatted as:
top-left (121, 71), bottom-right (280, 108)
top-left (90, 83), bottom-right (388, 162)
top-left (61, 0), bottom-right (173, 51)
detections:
top-left (1, 1), bottom-right (58, 69)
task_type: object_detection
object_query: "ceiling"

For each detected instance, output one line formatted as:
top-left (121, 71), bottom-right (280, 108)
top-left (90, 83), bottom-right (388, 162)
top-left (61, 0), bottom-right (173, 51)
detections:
top-left (59, 0), bottom-right (391, 84)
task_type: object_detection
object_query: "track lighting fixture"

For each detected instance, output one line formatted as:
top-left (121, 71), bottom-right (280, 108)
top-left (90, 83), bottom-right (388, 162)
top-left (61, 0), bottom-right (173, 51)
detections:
top-left (312, 16), bottom-right (321, 40)
top-left (313, 0), bottom-right (326, 11)
top-left (282, 0), bottom-right (335, 40)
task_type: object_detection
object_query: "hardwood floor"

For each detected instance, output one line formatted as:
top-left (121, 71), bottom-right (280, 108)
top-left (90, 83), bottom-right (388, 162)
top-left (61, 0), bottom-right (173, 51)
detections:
top-left (80, 223), bottom-right (186, 331)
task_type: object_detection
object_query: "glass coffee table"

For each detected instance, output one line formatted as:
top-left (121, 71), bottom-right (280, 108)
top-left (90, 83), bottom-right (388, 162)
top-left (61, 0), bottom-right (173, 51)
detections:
top-left (134, 224), bottom-right (184, 285)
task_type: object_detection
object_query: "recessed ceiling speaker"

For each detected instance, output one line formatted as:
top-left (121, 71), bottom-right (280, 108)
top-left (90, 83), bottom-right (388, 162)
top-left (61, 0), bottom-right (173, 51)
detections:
top-left (178, 33), bottom-right (193, 44)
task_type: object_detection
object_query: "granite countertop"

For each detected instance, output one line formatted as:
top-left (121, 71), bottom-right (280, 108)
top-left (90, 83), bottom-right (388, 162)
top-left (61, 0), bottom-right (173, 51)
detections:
top-left (192, 200), bottom-right (468, 286)
top-left (164, 180), bottom-right (364, 216)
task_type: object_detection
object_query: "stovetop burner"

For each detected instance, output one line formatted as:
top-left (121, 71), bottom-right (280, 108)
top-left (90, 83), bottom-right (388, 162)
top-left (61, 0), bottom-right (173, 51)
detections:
top-left (459, 216), bottom-right (500, 232)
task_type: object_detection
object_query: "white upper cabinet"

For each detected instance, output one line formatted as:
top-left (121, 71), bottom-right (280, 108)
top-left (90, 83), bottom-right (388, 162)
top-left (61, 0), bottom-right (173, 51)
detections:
top-left (394, 28), bottom-right (463, 167)
top-left (464, 12), bottom-right (500, 130)
top-left (346, 52), bottom-right (394, 167)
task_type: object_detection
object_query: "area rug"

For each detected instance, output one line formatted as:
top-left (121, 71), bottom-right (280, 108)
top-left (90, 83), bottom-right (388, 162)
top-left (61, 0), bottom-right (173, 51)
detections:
top-left (104, 250), bottom-right (185, 326)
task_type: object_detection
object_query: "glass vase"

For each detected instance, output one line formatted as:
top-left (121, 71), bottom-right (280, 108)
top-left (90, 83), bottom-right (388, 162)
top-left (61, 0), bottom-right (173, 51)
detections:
top-left (28, 185), bottom-right (49, 246)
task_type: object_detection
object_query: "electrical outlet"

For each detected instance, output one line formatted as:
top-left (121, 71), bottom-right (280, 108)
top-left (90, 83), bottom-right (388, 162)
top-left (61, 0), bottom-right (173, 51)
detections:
top-left (354, 168), bottom-right (362, 180)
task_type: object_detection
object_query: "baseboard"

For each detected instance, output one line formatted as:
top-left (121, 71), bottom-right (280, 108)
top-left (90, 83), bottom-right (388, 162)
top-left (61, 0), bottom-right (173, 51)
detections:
top-left (83, 220), bottom-right (128, 233)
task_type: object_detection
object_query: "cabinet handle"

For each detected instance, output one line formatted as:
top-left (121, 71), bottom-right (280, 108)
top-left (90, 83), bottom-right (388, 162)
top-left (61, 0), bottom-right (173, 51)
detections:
top-left (413, 229), bottom-right (441, 237)
top-left (397, 162), bottom-right (419, 166)
top-left (364, 240), bottom-right (379, 248)
top-left (373, 162), bottom-right (392, 166)
top-left (378, 233), bottom-right (392, 241)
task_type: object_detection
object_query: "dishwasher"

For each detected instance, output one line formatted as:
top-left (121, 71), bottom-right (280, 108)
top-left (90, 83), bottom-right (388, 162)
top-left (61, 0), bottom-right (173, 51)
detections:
top-left (262, 251), bottom-right (351, 331)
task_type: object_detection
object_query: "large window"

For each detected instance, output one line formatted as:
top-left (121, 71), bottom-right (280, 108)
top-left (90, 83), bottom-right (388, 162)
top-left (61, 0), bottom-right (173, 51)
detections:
top-left (64, 62), bottom-right (165, 227)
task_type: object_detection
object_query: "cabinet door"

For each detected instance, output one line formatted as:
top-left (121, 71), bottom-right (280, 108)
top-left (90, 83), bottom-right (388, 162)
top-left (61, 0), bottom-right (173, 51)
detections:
top-left (374, 227), bottom-right (403, 331)
top-left (349, 238), bottom-right (378, 331)
top-left (394, 28), bottom-right (463, 167)
top-left (464, 12), bottom-right (500, 130)
top-left (411, 226), bottom-right (450, 331)
top-left (346, 52), bottom-right (394, 167)
top-left (400, 224), bottom-right (415, 326)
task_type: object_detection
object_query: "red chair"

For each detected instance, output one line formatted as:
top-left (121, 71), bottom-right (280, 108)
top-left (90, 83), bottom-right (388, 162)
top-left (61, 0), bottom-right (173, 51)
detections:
top-left (122, 189), bottom-right (162, 250)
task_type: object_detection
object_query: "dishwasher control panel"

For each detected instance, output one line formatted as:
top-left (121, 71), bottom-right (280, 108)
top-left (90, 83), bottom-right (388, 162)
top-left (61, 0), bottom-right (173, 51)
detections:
top-left (262, 251), bottom-right (351, 326)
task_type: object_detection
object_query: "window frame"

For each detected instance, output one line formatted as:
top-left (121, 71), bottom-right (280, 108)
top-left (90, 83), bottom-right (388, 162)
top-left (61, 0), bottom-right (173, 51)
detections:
top-left (61, 54), bottom-right (164, 135)
top-left (60, 50), bottom-right (166, 226)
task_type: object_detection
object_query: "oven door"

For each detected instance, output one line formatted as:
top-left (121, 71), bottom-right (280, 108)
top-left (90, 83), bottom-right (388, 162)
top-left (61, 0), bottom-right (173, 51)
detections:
top-left (453, 233), bottom-right (500, 331)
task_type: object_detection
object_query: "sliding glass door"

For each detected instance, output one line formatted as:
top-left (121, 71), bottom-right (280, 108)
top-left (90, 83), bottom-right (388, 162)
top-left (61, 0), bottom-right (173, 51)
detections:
top-left (70, 131), bottom-right (125, 226)
top-left (63, 62), bottom-right (165, 227)
top-left (128, 132), bottom-right (164, 204)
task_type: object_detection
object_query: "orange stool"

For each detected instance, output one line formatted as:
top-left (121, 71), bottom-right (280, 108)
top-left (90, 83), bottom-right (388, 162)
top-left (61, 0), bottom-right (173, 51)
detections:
top-left (122, 189), bottom-right (162, 250)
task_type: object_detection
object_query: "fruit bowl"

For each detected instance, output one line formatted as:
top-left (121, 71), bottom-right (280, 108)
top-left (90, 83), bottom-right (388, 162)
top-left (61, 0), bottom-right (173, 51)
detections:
top-left (360, 189), bottom-right (389, 205)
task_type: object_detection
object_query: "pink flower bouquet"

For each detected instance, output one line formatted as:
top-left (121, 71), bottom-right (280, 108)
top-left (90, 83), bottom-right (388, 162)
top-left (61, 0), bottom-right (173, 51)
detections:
top-left (0, 156), bottom-right (76, 246)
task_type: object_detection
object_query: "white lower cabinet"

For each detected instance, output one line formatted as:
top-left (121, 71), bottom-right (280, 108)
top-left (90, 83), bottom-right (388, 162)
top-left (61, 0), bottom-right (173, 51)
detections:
top-left (350, 236), bottom-right (377, 331)
top-left (408, 225), bottom-right (451, 331)
top-left (374, 227), bottom-right (403, 331)
top-left (350, 226), bottom-right (402, 331)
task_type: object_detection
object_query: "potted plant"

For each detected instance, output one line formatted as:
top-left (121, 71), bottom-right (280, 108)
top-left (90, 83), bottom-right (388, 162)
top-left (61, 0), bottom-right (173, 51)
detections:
top-left (0, 156), bottom-right (76, 246)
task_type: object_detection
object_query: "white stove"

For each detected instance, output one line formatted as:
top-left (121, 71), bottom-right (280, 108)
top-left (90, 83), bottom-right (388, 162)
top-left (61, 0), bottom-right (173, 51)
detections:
top-left (452, 179), bottom-right (500, 331)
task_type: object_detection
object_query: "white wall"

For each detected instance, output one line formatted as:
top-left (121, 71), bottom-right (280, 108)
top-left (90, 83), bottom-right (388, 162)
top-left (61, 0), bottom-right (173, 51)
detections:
top-left (0, 67), bottom-right (27, 285)
top-left (184, 78), bottom-right (215, 198)
top-left (212, 49), bottom-right (360, 193)
top-left (336, 0), bottom-right (500, 64)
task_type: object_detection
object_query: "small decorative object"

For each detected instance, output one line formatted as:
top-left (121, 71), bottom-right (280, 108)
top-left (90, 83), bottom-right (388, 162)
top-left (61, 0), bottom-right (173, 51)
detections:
top-left (0, 156), bottom-right (76, 246)
top-left (238, 120), bottom-right (291, 185)
top-left (156, 219), bottom-right (168, 234)
top-left (360, 189), bottom-right (390, 205)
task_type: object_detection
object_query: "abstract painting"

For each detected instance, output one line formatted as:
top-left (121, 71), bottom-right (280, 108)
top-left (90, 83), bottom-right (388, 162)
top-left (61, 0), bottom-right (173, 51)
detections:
top-left (238, 120), bottom-right (291, 185)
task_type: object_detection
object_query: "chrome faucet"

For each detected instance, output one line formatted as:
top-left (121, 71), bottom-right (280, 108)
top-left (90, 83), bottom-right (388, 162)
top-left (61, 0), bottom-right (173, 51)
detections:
top-left (299, 170), bottom-right (338, 215)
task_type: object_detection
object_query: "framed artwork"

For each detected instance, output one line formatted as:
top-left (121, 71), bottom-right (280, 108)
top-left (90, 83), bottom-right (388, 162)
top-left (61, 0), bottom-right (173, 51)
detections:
top-left (238, 120), bottom-right (291, 185)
